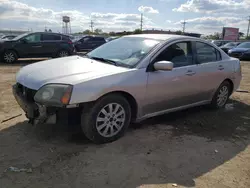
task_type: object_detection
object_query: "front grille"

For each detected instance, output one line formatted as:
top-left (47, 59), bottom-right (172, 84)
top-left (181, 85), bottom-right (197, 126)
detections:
top-left (16, 83), bottom-right (37, 102)
top-left (230, 52), bottom-right (243, 57)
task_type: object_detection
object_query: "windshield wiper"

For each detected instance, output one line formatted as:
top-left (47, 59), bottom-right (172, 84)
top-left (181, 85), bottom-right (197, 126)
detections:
top-left (88, 56), bottom-right (117, 66)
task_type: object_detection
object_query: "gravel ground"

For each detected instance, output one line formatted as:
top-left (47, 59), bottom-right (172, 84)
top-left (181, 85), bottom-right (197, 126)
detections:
top-left (0, 59), bottom-right (250, 188)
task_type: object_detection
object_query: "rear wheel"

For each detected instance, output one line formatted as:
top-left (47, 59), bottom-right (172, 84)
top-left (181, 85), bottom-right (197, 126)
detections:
top-left (3, 50), bottom-right (17, 63)
top-left (81, 94), bottom-right (131, 144)
top-left (210, 81), bottom-right (231, 109)
top-left (57, 50), bottom-right (69, 57)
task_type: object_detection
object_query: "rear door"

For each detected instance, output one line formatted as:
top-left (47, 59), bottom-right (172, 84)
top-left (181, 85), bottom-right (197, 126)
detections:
top-left (193, 41), bottom-right (230, 101)
top-left (91, 37), bottom-right (106, 49)
top-left (78, 36), bottom-right (92, 51)
top-left (14, 33), bottom-right (42, 57)
top-left (41, 34), bottom-right (62, 56)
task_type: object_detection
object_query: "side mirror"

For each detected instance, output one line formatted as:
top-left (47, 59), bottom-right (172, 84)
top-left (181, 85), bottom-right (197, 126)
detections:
top-left (154, 61), bottom-right (173, 71)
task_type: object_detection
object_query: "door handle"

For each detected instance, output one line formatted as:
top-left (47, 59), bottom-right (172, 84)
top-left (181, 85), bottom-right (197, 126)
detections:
top-left (218, 65), bottom-right (224, 70)
top-left (186, 70), bottom-right (196, 76)
top-left (32, 46), bottom-right (42, 48)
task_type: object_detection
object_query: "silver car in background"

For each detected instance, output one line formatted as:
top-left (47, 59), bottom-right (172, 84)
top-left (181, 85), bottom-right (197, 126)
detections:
top-left (13, 34), bottom-right (242, 143)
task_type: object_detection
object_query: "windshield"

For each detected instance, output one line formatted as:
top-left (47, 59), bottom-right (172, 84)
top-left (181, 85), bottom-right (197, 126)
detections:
top-left (237, 42), bottom-right (250, 48)
top-left (223, 42), bottom-right (236, 47)
top-left (87, 37), bottom-right (161, 67)
top-left (12, 32), bottom-right (31, 40)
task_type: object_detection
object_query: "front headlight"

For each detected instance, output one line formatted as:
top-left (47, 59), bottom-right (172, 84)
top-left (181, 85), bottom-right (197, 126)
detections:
top-left (34, 84), bottom-right (73, 106)
top-left (244, 49), bottom-right (250, 54)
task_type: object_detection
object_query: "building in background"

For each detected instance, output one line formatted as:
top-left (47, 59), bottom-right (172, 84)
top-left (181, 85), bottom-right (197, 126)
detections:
top-left (0, 29), bottom-right (28, 37)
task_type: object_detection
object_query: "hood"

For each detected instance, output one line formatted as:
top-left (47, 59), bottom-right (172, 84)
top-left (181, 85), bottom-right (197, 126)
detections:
top-left (229, 48), bottom-right (250, 52)
top-left (16, 55), bottom-right (128, 90)
top-left (220, 46), bottom-right (234, 49)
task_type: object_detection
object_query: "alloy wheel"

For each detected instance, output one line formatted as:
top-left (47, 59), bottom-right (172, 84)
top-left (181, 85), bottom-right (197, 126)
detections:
top-left (217, 86), bottom-right (229, 107)
top-left (96, 103), bottom-right (126, 138)
top-left (59, 51), bottom-right (69, 57)
top-left (4, 52), bottom-right (15, 63)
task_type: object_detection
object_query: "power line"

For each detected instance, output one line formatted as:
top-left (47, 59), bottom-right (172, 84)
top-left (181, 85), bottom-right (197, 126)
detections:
top-left (181, 20), bottom-right (187, 34)
top-left (247, 16), bottom-right (250, 37)
top-left (140, 13), bottom-right (143, 31)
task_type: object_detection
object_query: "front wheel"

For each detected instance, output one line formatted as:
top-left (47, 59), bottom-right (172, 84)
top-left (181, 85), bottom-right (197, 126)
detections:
top-left (2, 50), bottom-right (17, 63)
top-left (81, 94), bottom-right (131, 144)
top-left (210, 81), bottom-right (231, 109)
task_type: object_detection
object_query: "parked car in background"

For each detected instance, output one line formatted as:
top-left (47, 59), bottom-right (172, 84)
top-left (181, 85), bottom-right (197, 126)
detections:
top-left (74, 35), bottom-right (106, 52)
top-left (0, 32), bottom-right (74, 63)
top-left (211, 40), bottom-right (232, 47)
top-left (106, 36), bottom-right (119, 42)
top-left (13, 34), bottom-right (242, 143)
top-left (1, 35), bottom-right (17, 40)
top-left (220, 42), bottom-right (241, 54)
top-left (228, 42), bottom-right (250, 60)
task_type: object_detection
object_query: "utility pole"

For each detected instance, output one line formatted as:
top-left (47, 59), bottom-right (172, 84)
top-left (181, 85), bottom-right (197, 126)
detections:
top-left (247, 16), bottom-right (250, 37)
top-left (181, 20), bottom-right (187, 34)
top-left (140, 13), bottom-right (143, 31)
top-left (90, 20), bottom-right (94, 33)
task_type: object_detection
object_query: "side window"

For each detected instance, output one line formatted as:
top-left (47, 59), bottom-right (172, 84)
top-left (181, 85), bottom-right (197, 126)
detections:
top-left (23, 34), bottom-right (41, 42)
top-left (42, 34), bottom-right (61, 41)
top-left (154, 42), bottom-right (193, 68)
top-left (93, 37), bottom-right (105, 42)
top-left (81, 37), bottom-right (90, 42)
top-left (196, 42), bottom-right (221, 64)
top-left (62, 36), bottom-right (70, 41)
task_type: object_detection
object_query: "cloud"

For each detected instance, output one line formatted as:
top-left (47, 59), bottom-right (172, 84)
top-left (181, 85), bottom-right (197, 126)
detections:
top-left (0, 0), bottom-right (157, 32)
top-left (173, 0), bottom-right (250, 15)
top-left (172, 0), bottom-right (249, 34)
top-left (138, 6), bottom-right (159, 14)
top-left (174, 16), bottom-right (248, 34)
top-left (166, 20), bottom-right (172, 23)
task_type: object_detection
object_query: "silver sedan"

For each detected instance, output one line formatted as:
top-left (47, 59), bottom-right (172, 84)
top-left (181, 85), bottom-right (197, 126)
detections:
top-left (13, 34), bottom-right (242, 143)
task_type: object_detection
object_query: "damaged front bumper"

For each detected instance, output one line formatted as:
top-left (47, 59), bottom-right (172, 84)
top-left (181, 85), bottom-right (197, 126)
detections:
top-left (12, 84), bottom-right (78, 125)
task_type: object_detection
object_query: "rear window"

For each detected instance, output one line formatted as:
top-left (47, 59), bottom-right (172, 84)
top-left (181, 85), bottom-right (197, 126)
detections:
top-left (62, 36), bottom-right (71, 41)
top-left (42, 34), bottom-right (61, 41)
top-left (196, 42), bottom-right (221, 64)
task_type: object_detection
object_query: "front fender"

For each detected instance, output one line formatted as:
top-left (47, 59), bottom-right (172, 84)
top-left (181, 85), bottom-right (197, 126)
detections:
top-left (69, 69), bottom-right (148, 117)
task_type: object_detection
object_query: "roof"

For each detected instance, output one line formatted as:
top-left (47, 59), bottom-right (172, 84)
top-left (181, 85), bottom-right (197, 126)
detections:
top-left (26, 31), bottom-right (71, 37)
top-left (123, 34), bottom-right (190, 41)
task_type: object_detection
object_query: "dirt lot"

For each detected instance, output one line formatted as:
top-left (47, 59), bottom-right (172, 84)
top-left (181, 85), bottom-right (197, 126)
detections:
top-left (0, 60), bottom-right (250, 188)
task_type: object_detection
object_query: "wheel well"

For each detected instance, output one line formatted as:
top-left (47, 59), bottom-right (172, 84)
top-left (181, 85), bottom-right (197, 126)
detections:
top-left (3, 49), bottom-right (19, 58)
top-left (224, 79), bottom-right (234, 94)
top-left (101, 91), bottom-right (138, 121)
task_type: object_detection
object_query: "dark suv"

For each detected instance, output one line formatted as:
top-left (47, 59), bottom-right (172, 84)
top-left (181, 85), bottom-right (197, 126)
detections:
top-left (74, 36), bottom-right (106, 52)
top-left (0, 32), bottom-right (75, 63)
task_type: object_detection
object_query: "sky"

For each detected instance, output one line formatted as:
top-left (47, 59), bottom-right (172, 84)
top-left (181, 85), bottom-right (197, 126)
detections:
top-left (0, 0), bottom-right (249, 35)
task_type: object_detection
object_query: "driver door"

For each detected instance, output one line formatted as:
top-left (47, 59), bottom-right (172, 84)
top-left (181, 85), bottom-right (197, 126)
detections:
top-left (15, 33), bottom-right (42, 57)
top-left (143, 41), bottom-right (201, 115)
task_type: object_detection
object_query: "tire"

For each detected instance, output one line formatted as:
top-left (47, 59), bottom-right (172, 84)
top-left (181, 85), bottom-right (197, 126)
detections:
top-left (81, 94), bottom-right (131, 144)
top-left (2, 50), bottom-right (17, 63)
top-left (57, 50), bottom-right (69, 57)
top-left (210, 81), bottom-right (232, 109)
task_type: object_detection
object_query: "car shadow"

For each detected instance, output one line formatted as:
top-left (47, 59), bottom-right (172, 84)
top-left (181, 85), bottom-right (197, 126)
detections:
top-left (0, 99), bottom-right (249, 188)
top-left (0, 58), bottom-right (48, 66)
